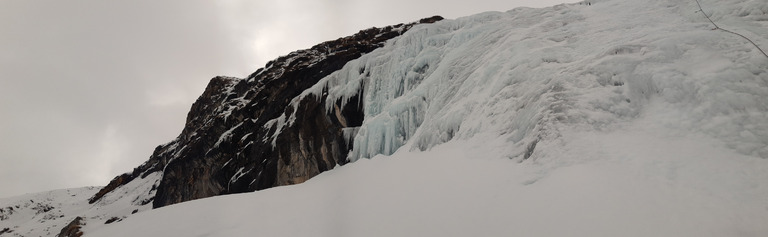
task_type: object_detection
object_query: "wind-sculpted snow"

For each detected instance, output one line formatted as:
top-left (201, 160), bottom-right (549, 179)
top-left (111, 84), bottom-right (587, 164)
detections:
top-left (274, 0), bottom-right (768, 161)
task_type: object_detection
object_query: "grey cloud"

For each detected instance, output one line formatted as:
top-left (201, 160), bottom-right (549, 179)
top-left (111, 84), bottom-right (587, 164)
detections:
top-left (0, 0), bottom-right (249, 197)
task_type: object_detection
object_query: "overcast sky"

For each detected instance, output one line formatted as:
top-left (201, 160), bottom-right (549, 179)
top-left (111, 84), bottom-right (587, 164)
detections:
top-left (0, 0), bottom-right (576, 198)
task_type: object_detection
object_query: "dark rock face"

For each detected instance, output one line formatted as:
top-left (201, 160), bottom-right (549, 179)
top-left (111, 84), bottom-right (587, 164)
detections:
top-left (104, 216), bottom-right (122, 224)
top-left (57, 216), bottom-right (84, 237)
top-left (88, 173), bottom-right (132, 204)
top-left (87, 16), bottom-right (444, 209)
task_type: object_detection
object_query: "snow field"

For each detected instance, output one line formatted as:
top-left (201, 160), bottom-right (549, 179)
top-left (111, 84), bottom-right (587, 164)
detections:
top-left (0, 172), bottom-right (160, 236)
top-left (0, 187), bottom-right (99, 236)
top-left (89, 120), bottom-right (768, 236)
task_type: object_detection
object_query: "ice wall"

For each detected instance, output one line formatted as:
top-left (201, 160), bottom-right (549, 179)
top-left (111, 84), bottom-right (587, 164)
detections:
top-left (280, 0), bottom-right (768, 161)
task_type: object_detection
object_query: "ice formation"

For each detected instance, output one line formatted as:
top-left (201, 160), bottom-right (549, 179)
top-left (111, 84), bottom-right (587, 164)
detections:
top-left (273, 0), bottom-right (768, 162)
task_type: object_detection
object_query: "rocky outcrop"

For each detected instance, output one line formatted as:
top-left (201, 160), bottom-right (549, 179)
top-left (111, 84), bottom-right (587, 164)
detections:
top-left (87, 16), bottom-right (444, 209)
top-left (88, 173), bottom-right (132, 204)
top-left (57, 217), bottom-right (84, 237)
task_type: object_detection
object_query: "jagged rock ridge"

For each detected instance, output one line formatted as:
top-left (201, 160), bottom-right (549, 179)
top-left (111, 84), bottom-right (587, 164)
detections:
top-left (88, 16), bottom-right (444, 209)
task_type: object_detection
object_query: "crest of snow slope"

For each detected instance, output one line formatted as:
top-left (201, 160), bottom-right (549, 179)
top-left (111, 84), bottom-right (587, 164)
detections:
top-left (87, 0), bottom-right (768, 236)
top-left (0, 172), bottom-right (160, 237)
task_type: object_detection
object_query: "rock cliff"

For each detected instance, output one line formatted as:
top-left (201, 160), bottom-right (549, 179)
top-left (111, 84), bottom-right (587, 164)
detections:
top-left (88, 16), bottom-right (444, 209)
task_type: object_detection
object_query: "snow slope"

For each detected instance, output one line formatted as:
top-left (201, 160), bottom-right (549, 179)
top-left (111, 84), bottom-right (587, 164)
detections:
top-left (89, 124), bottom-right (768, 237)
top-left (90, 0), bottom-right (768, 236)
top-left (0, 172), bottom-right (159, 236)
top-left (0, 187), bottom-right (98, 237)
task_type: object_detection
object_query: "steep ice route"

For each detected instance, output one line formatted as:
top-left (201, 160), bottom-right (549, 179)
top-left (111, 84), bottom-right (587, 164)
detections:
top-left (270, 0), bottom-right (768, 161)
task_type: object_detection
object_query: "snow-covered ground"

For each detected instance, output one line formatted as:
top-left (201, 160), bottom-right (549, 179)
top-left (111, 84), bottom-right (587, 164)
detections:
top-left (91, 0), bottom-right (768, 236)
top-left (89, 120), bottom-right (768, 237)
top-left (0, 172), bottom-right (159, 236)
top-left (6, 0), bottom-right (768, 236)
top-left (0, 187), bottom-right (99, 236)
